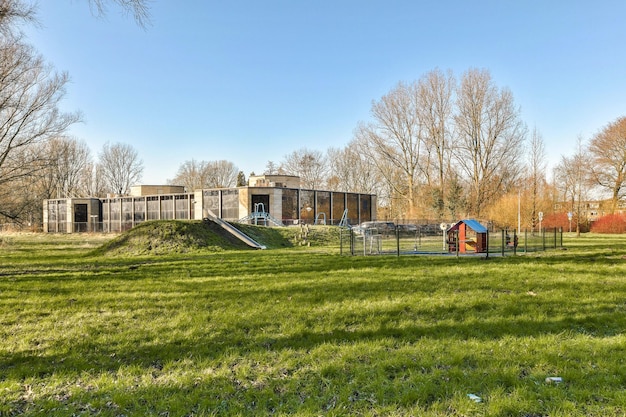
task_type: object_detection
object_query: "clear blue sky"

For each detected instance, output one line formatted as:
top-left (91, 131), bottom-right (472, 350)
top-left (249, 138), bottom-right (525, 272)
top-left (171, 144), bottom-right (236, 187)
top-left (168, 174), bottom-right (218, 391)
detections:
top-left (23, 1), bottom-right (626, 184)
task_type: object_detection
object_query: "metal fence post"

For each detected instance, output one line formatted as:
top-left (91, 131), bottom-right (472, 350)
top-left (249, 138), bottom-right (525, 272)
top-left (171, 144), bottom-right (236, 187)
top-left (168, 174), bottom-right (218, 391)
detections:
top-left (396, 226), bottom-right (400, 257)
top-left (485, 229), bottom-right (490, 259)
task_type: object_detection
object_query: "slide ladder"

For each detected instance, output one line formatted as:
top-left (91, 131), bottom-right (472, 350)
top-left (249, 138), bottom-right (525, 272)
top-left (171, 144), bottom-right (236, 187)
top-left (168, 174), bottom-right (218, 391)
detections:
top-left (338, 209), bottom-right (350, 228)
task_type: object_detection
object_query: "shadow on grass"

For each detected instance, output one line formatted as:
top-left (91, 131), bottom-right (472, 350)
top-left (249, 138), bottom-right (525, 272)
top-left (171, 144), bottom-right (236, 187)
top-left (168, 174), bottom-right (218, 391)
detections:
top-left (3, 287), bottom-right (624, 377)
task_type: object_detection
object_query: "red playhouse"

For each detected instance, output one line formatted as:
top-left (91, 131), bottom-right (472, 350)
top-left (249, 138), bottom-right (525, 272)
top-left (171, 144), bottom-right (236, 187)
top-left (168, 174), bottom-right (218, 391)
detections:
top-left (447, 219), bottom-right (488, 253)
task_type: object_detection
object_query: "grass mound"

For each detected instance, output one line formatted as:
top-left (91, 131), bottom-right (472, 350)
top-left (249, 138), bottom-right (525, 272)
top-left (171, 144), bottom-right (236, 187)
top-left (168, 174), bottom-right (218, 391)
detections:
top-left (93, 220), bottom-right (291, 256)
top-left (91, 221), bottom-right (343, 256)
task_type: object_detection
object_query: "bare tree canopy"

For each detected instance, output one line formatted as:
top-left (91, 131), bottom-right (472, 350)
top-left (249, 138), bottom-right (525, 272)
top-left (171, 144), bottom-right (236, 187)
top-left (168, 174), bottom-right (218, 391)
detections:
top-left (0, 0), bottom-right (36, 33)
top-left (280, 148), bottom-right (328, 190)
top-left (38, 136), bottom-right (92, 199)
top-left (588, 116), bottom-right (626, 213)
top-left (355, 81), bottom-right (423, 217)
top-left (527, 127), bottom-right (547, 229)
top-left (169, 159), bottom-right (239, 190)
top-left (0, 1), bottom-right (151, 32)
top-left (87, 0), bottom-right (152, 28)
top-left (454, 68), bottom-right (526, 217)
top-left (98, 142), bottom-right (143, 195)
top-left (554, 137), bottom-right (593, 235)
top-left (0, 37), bottom-right (80, 187)
top-left (327, 143), bottom-right (379, 194)
top-left (206, 160), bottom-right (239, 188)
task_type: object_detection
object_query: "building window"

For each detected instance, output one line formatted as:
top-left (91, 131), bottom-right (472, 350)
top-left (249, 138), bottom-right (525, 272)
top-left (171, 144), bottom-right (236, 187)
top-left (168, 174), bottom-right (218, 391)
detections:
top-left (147, 197), bottom-right (159, 220)
top-left (175, 195), bottom-right (189, 219)
top-left (300, 190), bottom-right (315, 223)
top-left (332, 192), bottom-right (345, 225)
top-left (161, 196), bottom-right (174, 219)
top-left (316, 191), bottom-right (330, 224)
top-left (203, 190), bottom-right (220, 217)
top-left (282, 189), bottom-right (298, 224)
top-left (134, 197), bottom-right (146, 222)
top-left (221, 189), bottom-right (239, 220)
top-left (347, 194), bottom-right (359, 224)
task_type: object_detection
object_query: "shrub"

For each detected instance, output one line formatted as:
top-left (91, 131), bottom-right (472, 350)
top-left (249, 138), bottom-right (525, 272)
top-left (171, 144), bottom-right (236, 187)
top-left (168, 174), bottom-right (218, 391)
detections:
top-left (590, 213), bottom-right (626, 234)
top-left (543, 212), bottom-right (589, 232)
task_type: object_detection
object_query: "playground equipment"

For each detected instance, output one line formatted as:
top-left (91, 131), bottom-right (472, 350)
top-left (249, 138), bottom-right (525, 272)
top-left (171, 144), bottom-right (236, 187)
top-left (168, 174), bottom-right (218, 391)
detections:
top-left (446, 219), bottom-right (488, 253)
top-left (238, 203), bottom-right (284, 226)
top-left (205, 210), bottom-right (266, 249)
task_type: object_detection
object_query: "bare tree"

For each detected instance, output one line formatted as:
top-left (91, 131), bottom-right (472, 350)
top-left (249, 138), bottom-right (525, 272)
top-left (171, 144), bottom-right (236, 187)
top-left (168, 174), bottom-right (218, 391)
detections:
top-left (280, 148), bottom-right (328, 189)
top-left (0, 38), bottom-right (80, 182)
top-left (454, 68), bottom-right (526, 217)
top-left (355, 82), bottom-right (424, 217)
top-left (170, 159), bottom-right (239, 190)
top-left (264, 160), bottom-right (280, 175)
top-left (327, 142), bottom-right (379, 194)
top-left (1, 0), bottom-right (150, 31)
top-left (79, 161), bottom-right (106, 197)
top-left (98, 142), bottom-right (143, 195)
top-left (205, 160), bottom-right (239, 188)
top-left (527, 127), bottom-right (547, 230)
top-left (41, 137), bottom-right (91, 198)
top-left (588, 116), bottom-right (626, 213)
top-left (0, 0), bottom-right (36, 34)
top-left (416, 68), bottom-right (455, 218)
top-left (86, 0), bottom-right (151, 27)
top-left (555, 137), bottom-right (593, 236)
top-left (169, 159), bottom-right (209, 191)
top-left (0, 37), bottom-right (80, 222)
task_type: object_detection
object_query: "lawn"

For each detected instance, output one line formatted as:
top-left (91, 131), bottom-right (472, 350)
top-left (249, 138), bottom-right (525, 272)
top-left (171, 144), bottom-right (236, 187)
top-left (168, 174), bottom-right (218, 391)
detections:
top-left (0, 231), bottom-right (625, 416)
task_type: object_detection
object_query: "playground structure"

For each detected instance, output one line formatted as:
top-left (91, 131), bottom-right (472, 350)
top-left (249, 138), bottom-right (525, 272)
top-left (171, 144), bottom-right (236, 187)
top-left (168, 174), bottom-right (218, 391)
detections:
top-left (205, 210), bottom-right (266, 249)
top-left (341, 221), bottom-right (563, 257)
top-left (238, 203), bottom-right (284, 227)
top-left (446, 219), bottom-right (488, 253)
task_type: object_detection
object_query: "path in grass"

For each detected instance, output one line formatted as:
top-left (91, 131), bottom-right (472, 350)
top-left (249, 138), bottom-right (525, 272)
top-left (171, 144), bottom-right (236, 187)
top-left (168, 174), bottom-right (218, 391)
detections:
top-left (0, 233), bottom-right (625, 416)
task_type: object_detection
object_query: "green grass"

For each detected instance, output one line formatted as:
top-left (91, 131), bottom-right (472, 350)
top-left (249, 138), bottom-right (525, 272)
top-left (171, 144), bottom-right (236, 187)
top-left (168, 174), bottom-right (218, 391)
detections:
top-left (1, 231), bottom-right (625, 416)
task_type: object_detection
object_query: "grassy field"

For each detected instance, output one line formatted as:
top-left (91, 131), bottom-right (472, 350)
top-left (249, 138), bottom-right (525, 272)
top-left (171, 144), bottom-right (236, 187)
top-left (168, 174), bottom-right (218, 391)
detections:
top-left (1, 228), bottom-right (625, 416)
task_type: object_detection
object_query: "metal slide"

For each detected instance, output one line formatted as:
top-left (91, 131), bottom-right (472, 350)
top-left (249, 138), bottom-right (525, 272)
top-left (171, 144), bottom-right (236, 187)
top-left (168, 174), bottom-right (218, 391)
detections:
top-left (204, 210), bottom-right (266, 249)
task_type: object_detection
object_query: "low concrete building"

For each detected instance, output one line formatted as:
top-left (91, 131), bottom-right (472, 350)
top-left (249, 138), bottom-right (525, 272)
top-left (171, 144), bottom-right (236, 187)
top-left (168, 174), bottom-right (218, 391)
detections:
top-left (43, 175), bottom-right (376, 233)
top-left (43, 198), bottom-right (102, 233)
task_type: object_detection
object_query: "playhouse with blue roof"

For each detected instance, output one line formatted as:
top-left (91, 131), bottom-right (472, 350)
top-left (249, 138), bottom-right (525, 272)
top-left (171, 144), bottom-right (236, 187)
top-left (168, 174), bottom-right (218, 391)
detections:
top-left (447, 219), bottom-right (488, 253)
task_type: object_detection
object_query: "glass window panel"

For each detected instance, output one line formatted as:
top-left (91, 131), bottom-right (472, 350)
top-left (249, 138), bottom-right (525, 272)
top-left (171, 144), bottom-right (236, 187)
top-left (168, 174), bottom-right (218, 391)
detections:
top-left (316, 191), bottom-right (330, 224)
top-left (175, 195), bottom-right (188, 219)
top-left (360, 195), bottom-right (372, 222)
top-left (203, 190), bottom-right (220, 217)
top-left (134, 198), bottom-right (145, 222)
top-left (58, 201), bottom-right (67, 222)
top-left (147, 197), bottom-right (159, 220)
top-left (110, 199), bottom-right (121, 221)
top-left (221, 189), bottom-right (239, 220)
top-left (332, 192), bottom-right (345, 225)
top-left (48, 201), bottom-right (57, 222)
top-left (346, 193), bottom-right (359, 225)
top-left (282, 189), bottom-right (298, 224)
top-left (161, 196), bottom-right (173, 220)
top-left (300, 190), bottom-right (315, 223)
top-left (122, 198), bottom-right (133, 222)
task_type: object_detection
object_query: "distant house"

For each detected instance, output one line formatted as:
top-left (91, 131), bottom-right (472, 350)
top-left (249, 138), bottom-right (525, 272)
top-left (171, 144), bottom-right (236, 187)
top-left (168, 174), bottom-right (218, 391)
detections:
top-left (43, 175), bottom-right (376, 233)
